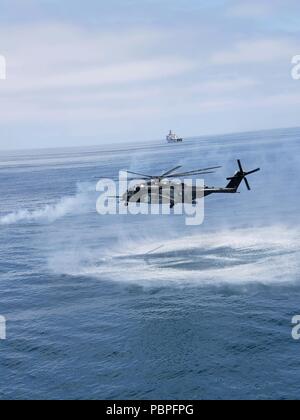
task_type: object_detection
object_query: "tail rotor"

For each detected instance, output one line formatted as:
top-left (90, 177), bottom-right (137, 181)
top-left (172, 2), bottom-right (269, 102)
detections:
top-left (227, 160), bottom-right (260, 191)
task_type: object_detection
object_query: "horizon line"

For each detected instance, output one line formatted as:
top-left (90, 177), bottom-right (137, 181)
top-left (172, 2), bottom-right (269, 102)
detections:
top-left (1, 125), bottom-right (299, 154)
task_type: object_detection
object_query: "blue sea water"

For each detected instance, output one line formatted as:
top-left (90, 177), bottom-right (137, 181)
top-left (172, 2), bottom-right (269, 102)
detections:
top-left (0, 128), bottom-right (300, 400)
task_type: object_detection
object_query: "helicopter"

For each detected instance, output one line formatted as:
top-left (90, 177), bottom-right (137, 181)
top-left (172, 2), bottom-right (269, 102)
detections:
top-left (119, 160), bottom-right (260, 208)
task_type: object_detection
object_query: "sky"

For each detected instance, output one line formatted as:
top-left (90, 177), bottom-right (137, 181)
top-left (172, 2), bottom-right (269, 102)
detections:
top-left (0, 0), bottom-right (300, 150)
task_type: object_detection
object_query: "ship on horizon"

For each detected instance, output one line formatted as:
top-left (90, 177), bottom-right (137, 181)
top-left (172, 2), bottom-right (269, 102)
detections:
top-left (166, 130), bottom-right (183, 143)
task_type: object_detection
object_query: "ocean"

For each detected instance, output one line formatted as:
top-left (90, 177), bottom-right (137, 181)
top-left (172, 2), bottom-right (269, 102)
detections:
top-left (0, 128), bottom-right (300, 400)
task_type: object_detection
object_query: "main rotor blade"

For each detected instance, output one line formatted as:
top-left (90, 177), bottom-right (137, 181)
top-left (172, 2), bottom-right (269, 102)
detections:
top-left (166, 171), bottom-right (215, 178)
top-left (126, 171), bottom-right (153, 179)
top-left (237, 160), bottom-right (243, 173)
top-left (97, 176), bottom-right (149, 182)
top-left (125, 178), bottom-right (150, 182)
top-left (245, 168), bottom-right (260, 176)
top-left (160, 166), bottom-right (182, 178)
top-left (177, 166), bottom-right (222, 175)
top-left (244, 177), bottom-right (251, 191)
top-left (164, 166), bottom-right (221, 178)
top-left (145, 245), bottom-right (164, 256)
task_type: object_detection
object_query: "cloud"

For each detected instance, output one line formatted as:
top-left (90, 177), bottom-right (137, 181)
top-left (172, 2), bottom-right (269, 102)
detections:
top-left (191, 78), bottom-right (260, 94)
top-left (0, 15), bottom-right (299, 149)
top-left (1, 23), bottom-right (196, 90)
top-left (0, 23), bottom-right (199, 125)
top-left (227, 2), bottom-right (272, 18)
top-left (227, 0), bottom-right (300, 20)
top-left (2, 57), bottom-right (195, 93)
top-left (211, 39), bottom-right (297, 65)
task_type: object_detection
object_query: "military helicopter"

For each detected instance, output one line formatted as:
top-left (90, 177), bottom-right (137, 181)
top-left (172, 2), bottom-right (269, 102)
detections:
top-left (119, 160), bottom-right (260, 208)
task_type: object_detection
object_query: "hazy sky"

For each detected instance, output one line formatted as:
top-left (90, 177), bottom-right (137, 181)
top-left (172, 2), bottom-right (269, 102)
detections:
top-left (0, 0), bottom-right (299, 149)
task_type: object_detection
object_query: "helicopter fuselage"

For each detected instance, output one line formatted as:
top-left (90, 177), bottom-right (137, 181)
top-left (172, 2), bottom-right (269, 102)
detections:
top-left (121, 161), bottom-right (260, 208)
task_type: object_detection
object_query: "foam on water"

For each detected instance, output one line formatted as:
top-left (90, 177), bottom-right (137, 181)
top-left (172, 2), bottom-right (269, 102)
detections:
top-left (47, 225), bottom-right (300, 287)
